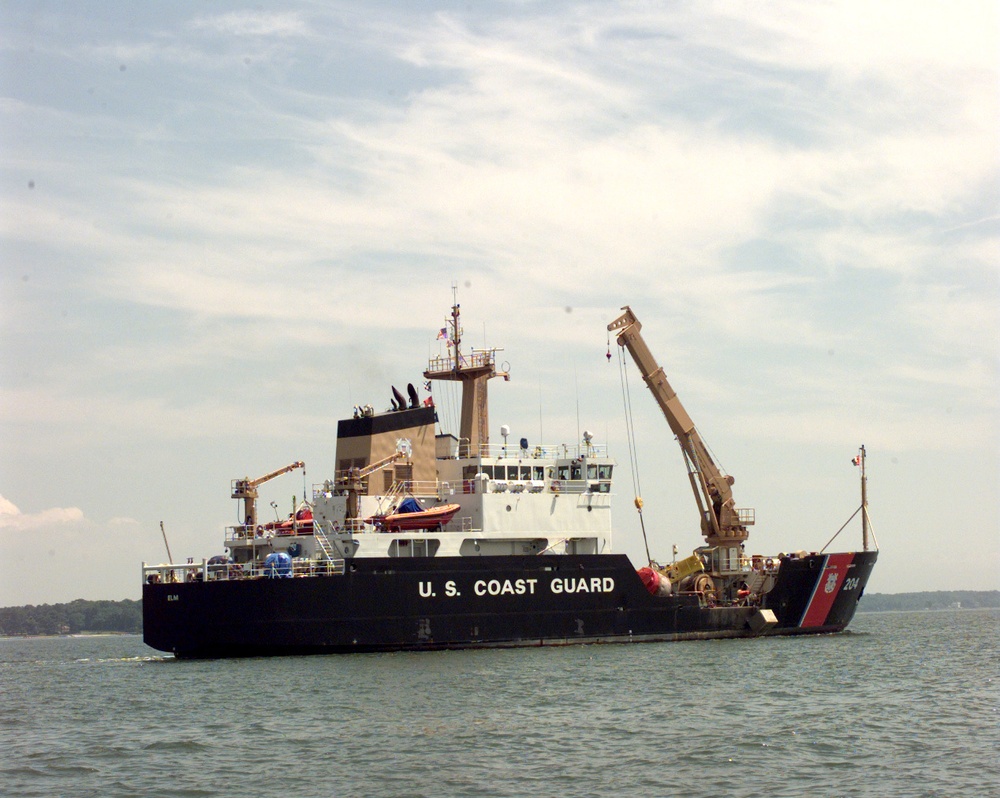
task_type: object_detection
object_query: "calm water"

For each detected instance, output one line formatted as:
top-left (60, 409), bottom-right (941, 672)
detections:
top-left (1, 609), bottom-right (997, 798)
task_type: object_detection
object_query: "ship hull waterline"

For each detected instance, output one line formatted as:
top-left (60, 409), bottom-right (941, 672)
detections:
top-left (143, 551), bottom-right (878, 659)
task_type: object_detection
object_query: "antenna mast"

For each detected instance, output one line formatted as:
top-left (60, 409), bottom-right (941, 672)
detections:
top-left (858, 445), bottom-right (870, 551)
top-left (424, 288), bottom-right (509, 457)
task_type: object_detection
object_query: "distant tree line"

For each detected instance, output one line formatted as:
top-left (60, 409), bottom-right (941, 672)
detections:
top-left (0, 599), bottom-right (142, 636)
top-left (858, 590), bottom-right (999, 612)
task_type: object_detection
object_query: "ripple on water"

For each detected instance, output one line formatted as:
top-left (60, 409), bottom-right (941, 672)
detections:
top-left (1, 614), bottom-right (998, 798)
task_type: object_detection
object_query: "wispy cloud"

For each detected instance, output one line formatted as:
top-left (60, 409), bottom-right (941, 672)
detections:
top-left (0, 2), bottom-right (996, 598)
top-left (189, 11), bottom-right (310, 38)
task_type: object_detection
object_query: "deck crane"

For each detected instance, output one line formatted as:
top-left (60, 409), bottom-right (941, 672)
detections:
top-left (232, 461), bottom-right (305, 530)
top-left (339, 451), bottom-right (409, 521)
top-left (608, 307), bottom-right (754, 549)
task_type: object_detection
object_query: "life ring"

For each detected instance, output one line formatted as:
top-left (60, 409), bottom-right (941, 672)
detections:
top-left (551, 480), bottom-right (561, 493)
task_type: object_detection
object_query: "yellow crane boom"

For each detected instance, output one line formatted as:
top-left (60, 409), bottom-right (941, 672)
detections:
top-left (608, 307), bottom-right (752, 546)
top-left (232, 461), bottom-right (305, 529)
top-left (340, 451), bottom-right (408, 520)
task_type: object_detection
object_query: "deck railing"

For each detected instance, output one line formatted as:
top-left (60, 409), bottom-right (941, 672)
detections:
top-left (143, 557), bottom-right (346, 584)
top-left (469, 443), bottom-right (609, 460)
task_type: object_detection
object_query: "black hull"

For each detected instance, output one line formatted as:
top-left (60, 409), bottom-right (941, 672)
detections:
top-left (143, 551), bottom-right (878, 658)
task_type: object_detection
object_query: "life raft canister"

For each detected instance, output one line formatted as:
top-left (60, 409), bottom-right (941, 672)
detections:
top-left (264, 552), bottom-right (293, 578)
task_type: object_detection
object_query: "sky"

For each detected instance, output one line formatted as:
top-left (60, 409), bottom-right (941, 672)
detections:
top-left (1, 1), bottom-right (997, 606)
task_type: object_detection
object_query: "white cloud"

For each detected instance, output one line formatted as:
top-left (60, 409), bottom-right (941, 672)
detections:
top-left (0, 497), bottom-right (148, 605)
top-left (0, 495), bottom-right (84, 531)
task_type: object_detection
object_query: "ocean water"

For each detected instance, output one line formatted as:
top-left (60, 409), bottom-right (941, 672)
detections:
top-left (1, 609), bottom-right (997, 798)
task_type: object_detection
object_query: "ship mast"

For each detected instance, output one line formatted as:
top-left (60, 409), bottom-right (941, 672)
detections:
top-left (858, 444), bottom-right (870, 551)
top-left (423, 291), bottom-right (508, 457)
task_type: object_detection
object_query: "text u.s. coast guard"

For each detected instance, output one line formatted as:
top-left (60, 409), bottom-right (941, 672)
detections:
top-left (418, 576), bottom-right (615, 598)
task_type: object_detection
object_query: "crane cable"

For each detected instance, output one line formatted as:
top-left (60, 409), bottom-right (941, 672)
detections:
top-left (616, 344), bottom-right (652, 564)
